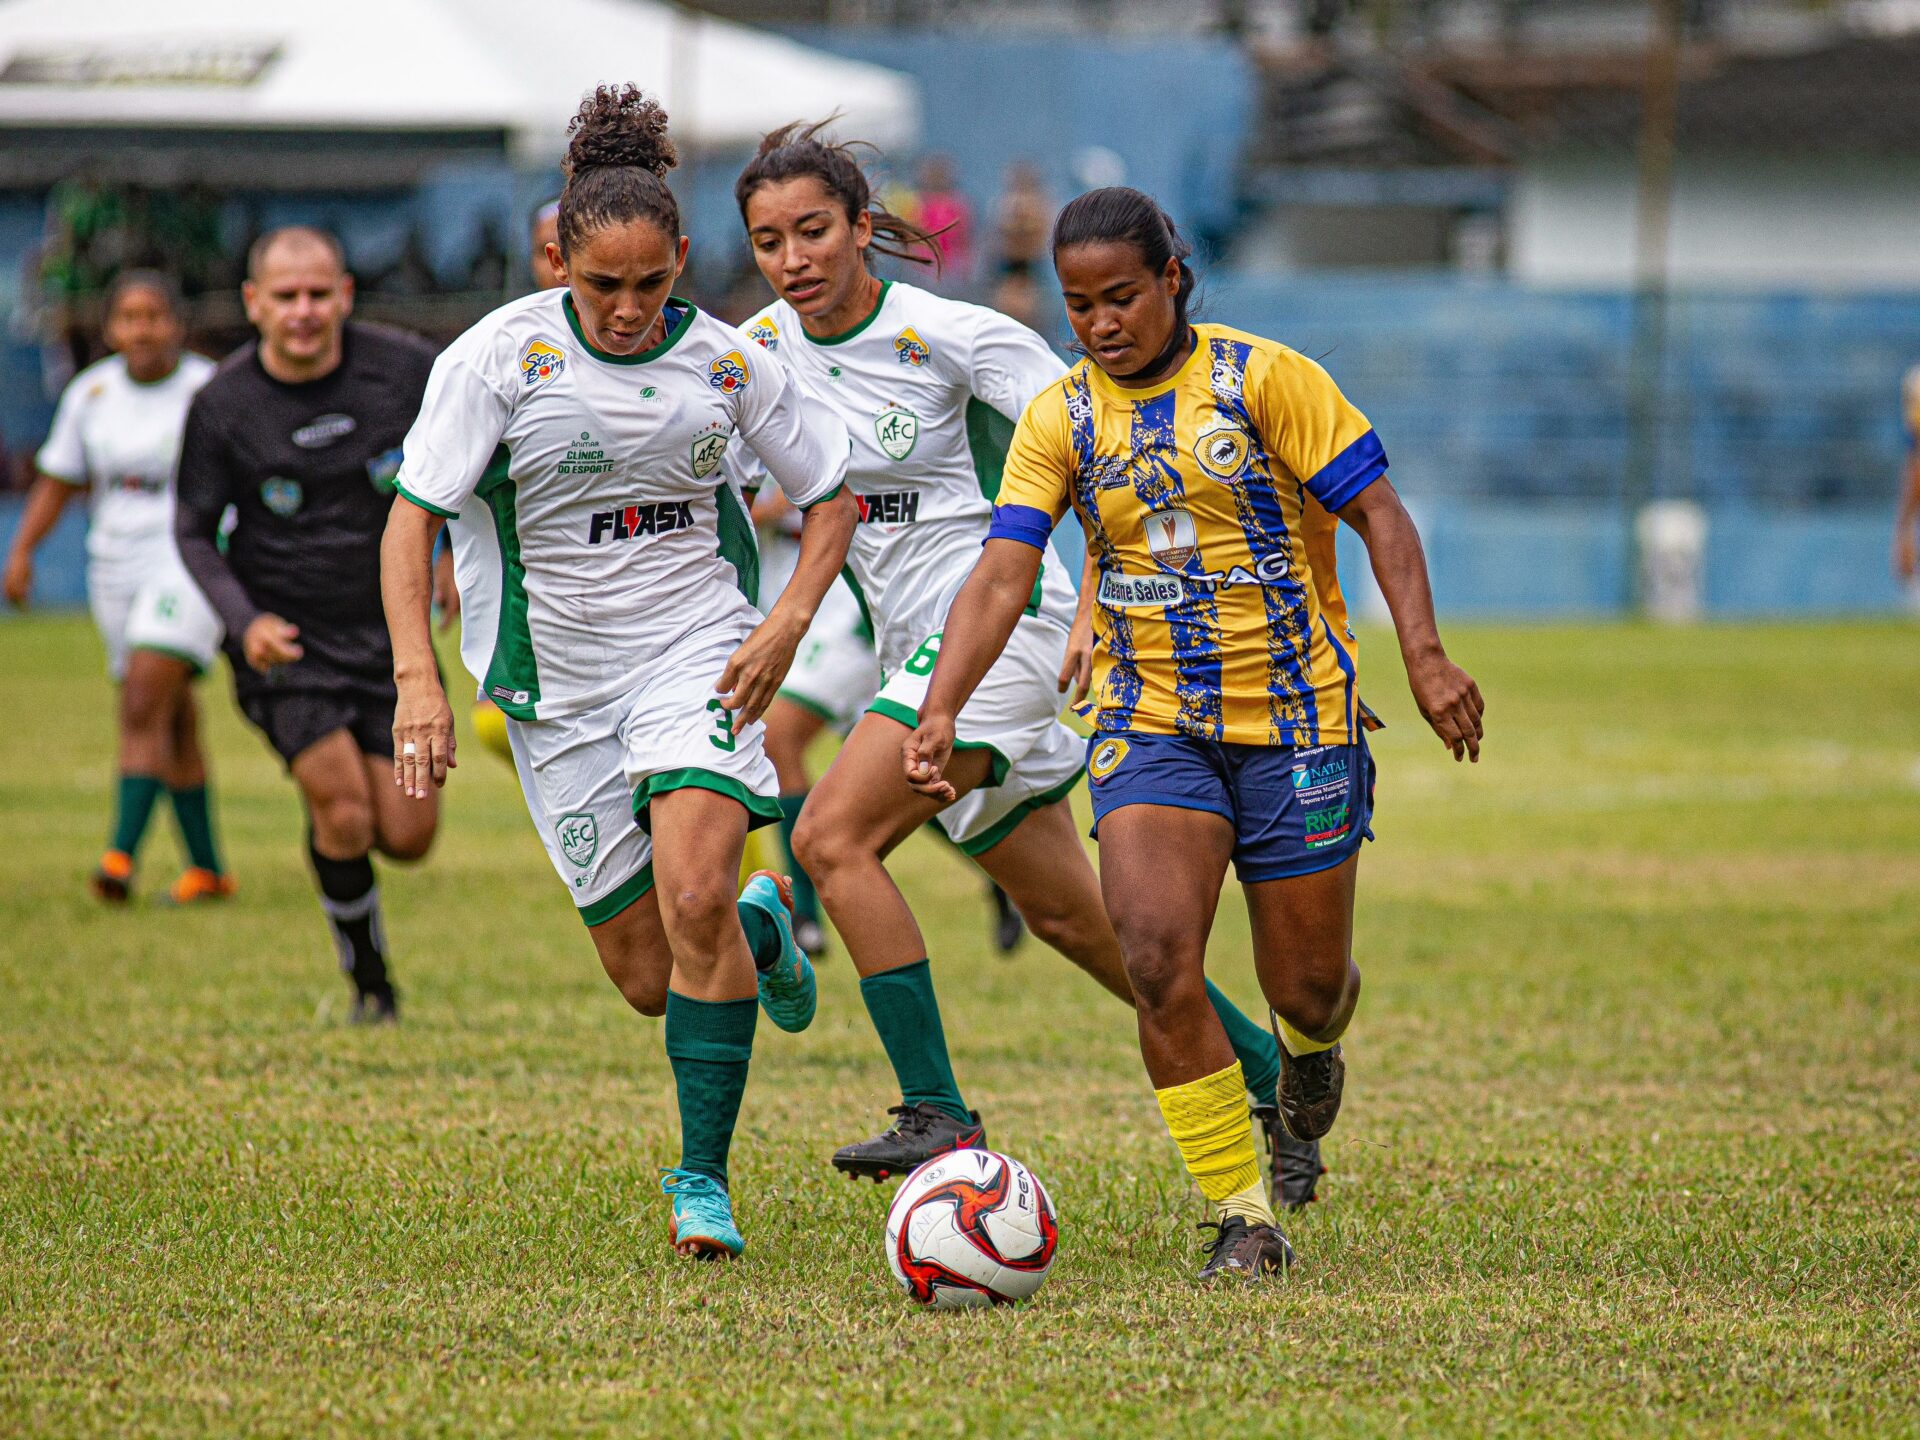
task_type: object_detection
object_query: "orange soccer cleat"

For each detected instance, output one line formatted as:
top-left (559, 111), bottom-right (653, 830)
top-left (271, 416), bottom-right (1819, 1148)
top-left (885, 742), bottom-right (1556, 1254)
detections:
top-left (166, 867), bottom-right (236, 905)
top-left (90, 850), bottom-right (135, 903)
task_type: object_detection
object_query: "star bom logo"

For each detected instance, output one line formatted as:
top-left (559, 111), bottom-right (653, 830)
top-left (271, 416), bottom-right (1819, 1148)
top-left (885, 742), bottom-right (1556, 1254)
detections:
top-left (521, 339), bottom-right (566, 389)
top-left (893, 327), bottom-right (931, 367)
top-left (746, 318), bottom-right (779, 352)
top-left (708, 350), bottom-right (751, 394)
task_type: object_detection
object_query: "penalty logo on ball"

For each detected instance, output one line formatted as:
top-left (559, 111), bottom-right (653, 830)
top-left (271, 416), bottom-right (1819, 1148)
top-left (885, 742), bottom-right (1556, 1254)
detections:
top-left (885, 1150), bottom-right (1057, 1309)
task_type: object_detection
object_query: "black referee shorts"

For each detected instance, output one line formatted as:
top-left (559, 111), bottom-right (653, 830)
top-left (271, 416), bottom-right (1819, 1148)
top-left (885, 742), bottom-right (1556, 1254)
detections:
top-left (240, 681), bottom-right (397, 768)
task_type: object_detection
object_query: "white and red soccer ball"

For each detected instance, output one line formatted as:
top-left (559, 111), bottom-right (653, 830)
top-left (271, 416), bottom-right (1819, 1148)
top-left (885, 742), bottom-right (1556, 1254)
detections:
top-left (884, 1150), bottom-right (1057, 1309)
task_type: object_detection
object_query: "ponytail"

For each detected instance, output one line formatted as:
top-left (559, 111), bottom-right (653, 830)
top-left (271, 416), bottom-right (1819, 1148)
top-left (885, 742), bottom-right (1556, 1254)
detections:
top-left (735, 119), bottom-right (944, 271)
top-left (1052, 187), bottom-right (1196, 329)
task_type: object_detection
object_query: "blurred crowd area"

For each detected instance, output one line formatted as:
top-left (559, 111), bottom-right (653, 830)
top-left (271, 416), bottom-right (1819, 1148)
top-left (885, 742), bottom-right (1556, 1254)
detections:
top-left (1, 0), bottom-right (1917, 611)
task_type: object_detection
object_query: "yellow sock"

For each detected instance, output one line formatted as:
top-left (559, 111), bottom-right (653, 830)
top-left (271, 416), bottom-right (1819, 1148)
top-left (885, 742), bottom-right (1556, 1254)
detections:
top-left (1155, 1061), bottom-right (1263, 1206)
top-left (1217, 1175), bottom-right (1276, 1228)
top-left (1275, 1012), bottom-right (1339, 1057)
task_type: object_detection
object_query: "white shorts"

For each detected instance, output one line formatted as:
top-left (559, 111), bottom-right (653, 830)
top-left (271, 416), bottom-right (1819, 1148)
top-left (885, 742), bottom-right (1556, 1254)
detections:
top-left (89, 559), bottom-right (224, 681)
top-left (868, 613), bottom-right (1085, 855)
top-left (778, 580), bottom-right (879, 731)
top-left (504, 625), bottom-right (782, 925)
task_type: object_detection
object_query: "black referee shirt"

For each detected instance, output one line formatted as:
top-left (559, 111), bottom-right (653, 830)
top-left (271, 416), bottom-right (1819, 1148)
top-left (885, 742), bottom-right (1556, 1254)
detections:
top-left (175, 322), bottom-right (436, 695)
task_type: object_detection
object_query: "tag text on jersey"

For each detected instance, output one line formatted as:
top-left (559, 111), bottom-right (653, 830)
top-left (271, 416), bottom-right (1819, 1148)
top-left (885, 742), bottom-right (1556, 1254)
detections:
top-left (588, 501), bottom-right (695, 544)
top-left (858, 492), bottom-right (920, 524)
top-left (1097, 552), bottom-right (1293, 607)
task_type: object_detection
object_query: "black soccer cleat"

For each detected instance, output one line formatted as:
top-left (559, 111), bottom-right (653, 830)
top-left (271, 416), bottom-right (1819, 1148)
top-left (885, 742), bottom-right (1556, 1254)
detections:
top-left (1252, 1103), bottom-right (1327, 1211)
top-left (1196, 1215), bottom-right (1295, 1282)
top-left (989, 883), bottom-right (1025, 955)
top-left (831, 1102), bottom-right (986, 1182)
top-left (1275, 1039), bottom-right (1345, 1142)
top-left (349, 985), bottom-right (399, 1026)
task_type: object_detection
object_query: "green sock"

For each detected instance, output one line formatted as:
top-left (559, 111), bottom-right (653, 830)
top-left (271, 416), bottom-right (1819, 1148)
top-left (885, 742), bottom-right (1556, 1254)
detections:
top-left (776, 795), bottom-right (819, 926)
top-left (168, 784), bottom-right (224, 874)
top-left (737, 899), bottom-right (782, 974)
top-left (858, 958), bottom-right (970, 1123)
top-left (109, 774), bottom-right (165, 858)
top-left (664, 992), bottom-right (758, 1187)
top-left (1207, 979), bottom-right (1282, 1110)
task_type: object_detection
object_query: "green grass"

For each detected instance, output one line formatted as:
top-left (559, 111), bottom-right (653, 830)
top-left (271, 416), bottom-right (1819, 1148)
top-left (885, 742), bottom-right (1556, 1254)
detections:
top-left (1, 615), bottom-right (1916, 1438)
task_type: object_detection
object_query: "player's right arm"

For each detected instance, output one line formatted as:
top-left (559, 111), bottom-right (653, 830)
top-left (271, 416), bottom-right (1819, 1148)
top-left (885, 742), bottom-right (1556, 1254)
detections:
top-left (5, 375), bottom-right (91, 606)
top-left (383, 349), bottom-right (512, 797)
top-left (174, 394), bottom-right (299, 669)
top-left (906, 390), bottom-right (1070, 800)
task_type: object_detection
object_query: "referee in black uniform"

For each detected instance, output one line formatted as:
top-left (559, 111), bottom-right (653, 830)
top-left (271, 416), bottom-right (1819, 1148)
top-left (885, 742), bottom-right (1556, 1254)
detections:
top-left (176, 226), bottom-right (438, 1023)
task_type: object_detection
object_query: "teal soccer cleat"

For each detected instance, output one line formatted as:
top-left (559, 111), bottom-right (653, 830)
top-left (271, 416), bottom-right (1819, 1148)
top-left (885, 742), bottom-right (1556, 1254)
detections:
top-left (741, 870), bottom-right (817, 1033)
top-left (661, 1168), bottom-right (744, 1259)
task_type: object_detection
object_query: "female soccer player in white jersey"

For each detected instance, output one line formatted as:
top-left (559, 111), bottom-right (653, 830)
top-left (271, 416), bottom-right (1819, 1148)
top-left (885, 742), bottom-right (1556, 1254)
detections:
top-left (3, 271), bottom-right (231, 904)
top-left (733, 124), bottom-right (1316, 1205)
top-left (381, 88), bottom-right (856, 1260)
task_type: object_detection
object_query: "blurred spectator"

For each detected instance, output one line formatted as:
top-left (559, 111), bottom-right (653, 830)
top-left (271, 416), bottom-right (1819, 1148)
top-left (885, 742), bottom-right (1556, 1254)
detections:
top-left (915, 154), bottom-right (973, 291)
top-left (988, 161), bottom-right (1054, 329)
top-left (527, 197), bottom-right (562, 290)
top-left (1894, 362), bottom-right (1920, 588)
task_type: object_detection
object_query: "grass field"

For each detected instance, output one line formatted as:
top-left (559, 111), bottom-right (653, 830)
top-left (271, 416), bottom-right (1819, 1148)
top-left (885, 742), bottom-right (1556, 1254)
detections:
top-left (1, 613), bottom-right (1916, 1439)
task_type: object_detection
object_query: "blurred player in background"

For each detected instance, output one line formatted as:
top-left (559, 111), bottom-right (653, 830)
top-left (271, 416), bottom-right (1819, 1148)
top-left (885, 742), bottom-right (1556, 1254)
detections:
top-left (1893, 363), bottom-right (1920, 591)
top-left (3, 270), bottom-right (231, 904)
top-left (736, 127), bottom-right (1315, 1211)
top-left (384, 87), bottom-right (855, 1259)
top-left (175, 227), bottom-right (439, 1023)
top-left (906, 187), bottom-right (1483, 1280)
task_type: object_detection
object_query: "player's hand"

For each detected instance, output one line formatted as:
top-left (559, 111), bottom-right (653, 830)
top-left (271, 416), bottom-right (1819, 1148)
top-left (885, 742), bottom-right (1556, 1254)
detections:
top-left (716, 615), bottom-right (803, 734)
top-left (1056, 619), bottom-right (1094, 704)
top-left (242, 614), bottom-right (303, 673)
top-left (432, 548), bottom-right (461, 632)
top-left (1406, 648), bottom-right (1484, 763)
top-left (1896, 525), bottom-right (1917, 582)
top-left (392, 680), bottom-right (456, 797)
top-left (2, 549), bottom-right (32, 608)
top-left (903, 713), bottom-right (958, 803)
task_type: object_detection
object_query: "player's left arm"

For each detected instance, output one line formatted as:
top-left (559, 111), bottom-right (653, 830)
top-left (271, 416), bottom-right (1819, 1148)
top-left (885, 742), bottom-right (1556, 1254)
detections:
top-left (720, 347), bottom-right (856, 732)
top-left (1259, 346), bottom-right (1482, 762)
top-left (1336, 480), bottom-right (1482, 763)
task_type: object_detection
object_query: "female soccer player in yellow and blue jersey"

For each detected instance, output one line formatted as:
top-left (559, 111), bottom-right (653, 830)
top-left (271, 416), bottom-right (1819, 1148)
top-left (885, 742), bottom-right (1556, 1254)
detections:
top-left (904, 187), bottom-right (1484, 1282)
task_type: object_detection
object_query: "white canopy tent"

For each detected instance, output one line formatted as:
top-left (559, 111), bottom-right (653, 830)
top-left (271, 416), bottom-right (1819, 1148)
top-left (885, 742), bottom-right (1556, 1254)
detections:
top-left (0, 0), bottom-right (918, 173)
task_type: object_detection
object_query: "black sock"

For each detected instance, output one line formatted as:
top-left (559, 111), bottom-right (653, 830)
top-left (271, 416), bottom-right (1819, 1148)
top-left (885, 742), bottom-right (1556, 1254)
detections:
top-left (307, 836), bottom-right (390, 997)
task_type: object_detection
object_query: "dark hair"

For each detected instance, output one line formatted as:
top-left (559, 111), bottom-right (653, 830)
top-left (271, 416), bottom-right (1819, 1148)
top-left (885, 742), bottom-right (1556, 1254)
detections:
top-left (1051, 187), bottom-right (1196, 328)
top-left (105, 267), bottom-right (184, 319)
top-left (734, 119), bottom-right (943, 270)
top-left (558, 85), bottom-right (679, 258)
top-left (247, 225), bottom-right (346, 280)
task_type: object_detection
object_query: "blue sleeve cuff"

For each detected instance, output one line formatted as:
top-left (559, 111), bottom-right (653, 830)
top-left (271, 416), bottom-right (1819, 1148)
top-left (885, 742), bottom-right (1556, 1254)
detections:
top-left (986, 503), bottom-right (1053, 551)
top-left (1303, 429), bottom-right (1387, 512)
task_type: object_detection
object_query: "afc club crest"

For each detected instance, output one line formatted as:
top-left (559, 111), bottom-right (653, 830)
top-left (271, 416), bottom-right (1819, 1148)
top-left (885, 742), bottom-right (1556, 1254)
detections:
top-left (708, 350), bottom-right (752, 394)
top-left (1145, 507), bottom-right (1199, 569)
top-left (892, 327), bottom-right (931, 367)
top-left (746, 318), bottom-right (779, 352)
top-left (874, 404), bottom-right (919, 460)
top-left (1193, 421), bottom-right (1251, 482)
top-left (690, 426), bottom-right (732, 480)
top-left (557, 812), bottom-right (598, 869)
top-left (521, 339), bottom-right (566, 389)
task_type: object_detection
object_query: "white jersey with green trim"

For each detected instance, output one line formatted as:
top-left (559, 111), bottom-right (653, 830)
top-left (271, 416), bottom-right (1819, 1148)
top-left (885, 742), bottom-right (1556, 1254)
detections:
top-left (37, 352), bottom-right (216, 581)
top-left (741, 280), bottom-right (1074, 673)
top-left (394, 288), bottom-right (847, 721)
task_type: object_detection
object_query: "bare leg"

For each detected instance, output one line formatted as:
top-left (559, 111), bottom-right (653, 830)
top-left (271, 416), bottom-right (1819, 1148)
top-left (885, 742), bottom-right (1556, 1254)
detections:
top-left (970, 799), bottom-right (1132, 1002)
top-left (586, 888), bottom-right (675, 1017)
top-left (365, 753), bottom-right (438, 862)
top-left (1244, 852), bottom-right (1362, 1044)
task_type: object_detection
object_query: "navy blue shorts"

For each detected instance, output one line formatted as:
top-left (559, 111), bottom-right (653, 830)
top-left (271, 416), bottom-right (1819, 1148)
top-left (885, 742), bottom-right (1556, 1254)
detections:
top-left (1084, 730), bottom-right (1374, 883)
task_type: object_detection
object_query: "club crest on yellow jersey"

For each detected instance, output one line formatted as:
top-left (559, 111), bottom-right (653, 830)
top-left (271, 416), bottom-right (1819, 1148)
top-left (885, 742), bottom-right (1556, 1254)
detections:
top-left (1193, 421), bottom-right (1250, 481)
top-left (1145, 507), bottom-right (1199, 569)
top-left (708, 350), bottom-right (751, 395)
top-left (521, 339), bottom-right (566, 389)
top-left (747, 318), bottom-right (779, 352)
top-left (1088, 737), bottom-right (1129, 781)
top-left (893, 327), bottom-right (931, 367)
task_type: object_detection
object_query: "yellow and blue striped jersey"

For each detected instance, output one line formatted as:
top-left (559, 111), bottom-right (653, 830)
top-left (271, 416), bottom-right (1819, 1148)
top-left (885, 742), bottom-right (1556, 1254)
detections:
top-left (989, 323), bottom-right (1385, 747)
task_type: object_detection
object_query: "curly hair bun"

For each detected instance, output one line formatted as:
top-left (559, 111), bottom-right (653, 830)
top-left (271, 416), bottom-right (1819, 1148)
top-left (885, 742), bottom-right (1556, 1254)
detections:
top-left (565, 84), bottom-right (677, 180)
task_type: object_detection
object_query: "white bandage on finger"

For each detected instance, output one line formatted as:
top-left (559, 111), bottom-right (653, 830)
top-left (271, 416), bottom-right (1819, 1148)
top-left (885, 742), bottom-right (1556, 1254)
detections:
top-left (402, 742), bottom-right (418, 757)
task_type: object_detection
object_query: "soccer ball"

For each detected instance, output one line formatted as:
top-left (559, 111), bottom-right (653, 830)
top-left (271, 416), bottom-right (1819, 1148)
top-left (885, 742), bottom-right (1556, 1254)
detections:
top-left (884, 1149), bottom-right (1057, 1308)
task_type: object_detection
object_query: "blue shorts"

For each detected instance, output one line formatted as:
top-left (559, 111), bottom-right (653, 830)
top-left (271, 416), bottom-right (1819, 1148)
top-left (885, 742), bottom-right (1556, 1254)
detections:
top-left (1084, 731), bottom-right (1374, 883)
